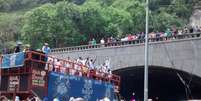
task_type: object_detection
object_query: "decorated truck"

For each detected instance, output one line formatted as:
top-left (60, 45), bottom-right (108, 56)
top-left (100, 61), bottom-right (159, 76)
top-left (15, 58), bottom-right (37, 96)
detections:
top-left (0, 51), bottom-right (120, 101)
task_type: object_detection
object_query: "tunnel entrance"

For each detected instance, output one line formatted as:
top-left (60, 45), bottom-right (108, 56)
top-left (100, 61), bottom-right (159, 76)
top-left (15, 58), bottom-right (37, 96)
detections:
top-left (114, 67), bottom-right (201, 101)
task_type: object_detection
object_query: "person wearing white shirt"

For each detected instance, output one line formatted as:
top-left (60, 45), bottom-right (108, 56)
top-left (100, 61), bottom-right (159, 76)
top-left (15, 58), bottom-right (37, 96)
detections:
top-left (53, 98), bottom-right (60, 101)
top-left (15, 96), bottom-right (20, 101)
top-left (105, 57), bottom-right (111, 70)
top-left (89, 59), bottom-right (96, 70)
top-left (54, 59), bottom-right (61, 72)
top-left (42, 43), bottom-right (50, 55)
top-left (100, 38), bottom-right (105, 44)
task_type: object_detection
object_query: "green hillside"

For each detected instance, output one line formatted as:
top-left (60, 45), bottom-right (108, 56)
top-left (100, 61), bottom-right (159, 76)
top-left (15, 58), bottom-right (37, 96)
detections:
top-left (0, 0), bottom-right (56, 49)
top-left (0, 0), bottom-right (200, 50)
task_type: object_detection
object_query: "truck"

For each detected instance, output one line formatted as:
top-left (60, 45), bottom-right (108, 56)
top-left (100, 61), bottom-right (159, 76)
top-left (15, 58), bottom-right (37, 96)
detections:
top-left (0, 51), bottom-right (120, 101)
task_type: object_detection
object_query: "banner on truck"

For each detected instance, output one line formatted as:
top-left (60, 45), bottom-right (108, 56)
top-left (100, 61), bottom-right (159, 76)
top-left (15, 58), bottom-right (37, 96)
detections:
top-left (48, 72), bottom-right (116, 101)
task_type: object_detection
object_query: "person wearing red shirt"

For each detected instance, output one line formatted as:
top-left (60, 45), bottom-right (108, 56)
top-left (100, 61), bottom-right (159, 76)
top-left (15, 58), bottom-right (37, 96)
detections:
top-left (128, 34), bottom-right (133, 41)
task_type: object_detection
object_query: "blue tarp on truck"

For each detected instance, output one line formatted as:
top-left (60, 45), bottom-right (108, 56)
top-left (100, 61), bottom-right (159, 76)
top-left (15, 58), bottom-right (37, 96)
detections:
top-left (48, 72), bottom-right (116, 101)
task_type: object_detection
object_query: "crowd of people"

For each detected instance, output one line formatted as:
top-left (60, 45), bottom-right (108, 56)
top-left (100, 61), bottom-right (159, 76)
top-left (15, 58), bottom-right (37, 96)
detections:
top-left (0, 41), bottom-right (113, 79)
top-left (88, 26), bottom-right (201, 46)
top-left (46, 55), bottom-right (112, 79)
top-left (1, 41), bottom-right (51, 55)
top-left (1, 25), bottom-right (200, 101)
top-left (2, 25), bottom-right (201, 76)
top-left (0, 42), bottom-right (117, 101)
top-left (1, 26), bottom-right (201, 54)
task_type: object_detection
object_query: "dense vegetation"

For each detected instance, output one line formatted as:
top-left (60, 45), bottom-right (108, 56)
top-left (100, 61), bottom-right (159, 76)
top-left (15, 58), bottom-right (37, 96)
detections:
top-left (0, 0), bottom-right (200, 50)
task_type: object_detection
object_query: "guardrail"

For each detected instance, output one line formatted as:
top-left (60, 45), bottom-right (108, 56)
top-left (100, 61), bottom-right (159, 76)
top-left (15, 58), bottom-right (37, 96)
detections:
top-left (27, 51), bottom-right (121, 88)
top-left (51, 32), bottom-right (201, 53)
top-left (194, 6), bottom-right (201, 9)
top-left (0, 51), bottom-right (121, 88)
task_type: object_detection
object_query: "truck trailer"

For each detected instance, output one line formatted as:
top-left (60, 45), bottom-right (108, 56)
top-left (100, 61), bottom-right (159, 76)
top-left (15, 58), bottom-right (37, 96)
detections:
top-left (0, 51), bottom-right (120, 101)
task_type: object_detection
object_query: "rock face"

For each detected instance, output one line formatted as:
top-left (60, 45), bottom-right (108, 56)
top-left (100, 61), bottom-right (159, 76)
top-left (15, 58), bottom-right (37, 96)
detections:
top-left (190, 9), bottom-right (201, 27)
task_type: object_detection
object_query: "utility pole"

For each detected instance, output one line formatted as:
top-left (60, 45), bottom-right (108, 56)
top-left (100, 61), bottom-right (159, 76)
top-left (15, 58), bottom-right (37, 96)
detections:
top-left (144, 0), bottom-right (149, 100)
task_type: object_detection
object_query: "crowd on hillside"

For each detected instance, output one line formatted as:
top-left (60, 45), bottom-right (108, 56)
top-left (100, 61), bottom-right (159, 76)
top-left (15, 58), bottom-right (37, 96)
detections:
top-left (88, 26), bottom-right (201, 45)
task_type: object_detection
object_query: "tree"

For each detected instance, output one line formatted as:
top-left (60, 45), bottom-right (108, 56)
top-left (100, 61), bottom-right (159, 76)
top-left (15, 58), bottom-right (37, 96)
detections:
top-left (21, 3), bottom-right (85, 48)
top-left (101, 7), bottom-right (134, 37)
top-left (19, 0), bottom-right (197, 48)
top-left (150, 11), bottom-right (184, 31)
top-left (52, 2), bottom-right (85, 47)
top-left (21, 3), bottom-right (55, 48)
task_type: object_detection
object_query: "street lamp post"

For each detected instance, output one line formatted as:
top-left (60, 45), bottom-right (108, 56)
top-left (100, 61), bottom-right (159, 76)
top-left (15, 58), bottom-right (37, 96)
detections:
top-left (144, 0), bottom-right (149, 100)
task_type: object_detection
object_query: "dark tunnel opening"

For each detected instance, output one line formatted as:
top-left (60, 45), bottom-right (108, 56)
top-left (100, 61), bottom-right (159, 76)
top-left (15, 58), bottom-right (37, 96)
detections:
top-left (114, 67), bottom-right (201, 101)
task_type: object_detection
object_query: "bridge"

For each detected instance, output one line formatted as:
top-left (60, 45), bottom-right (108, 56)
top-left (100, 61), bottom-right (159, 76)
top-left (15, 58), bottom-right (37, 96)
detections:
top-left (50, 32), bottom-right (201, 100)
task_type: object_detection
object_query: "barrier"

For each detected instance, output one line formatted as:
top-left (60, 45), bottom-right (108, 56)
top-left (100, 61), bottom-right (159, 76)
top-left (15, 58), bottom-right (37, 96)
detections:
top-left (51, 32), bottom-right (201, 53)
top-left (48, 72), bottom-right (117, 101)
top-left (1, 51), bottom-right (120, 88)
top-left (26, 51), bottom-right (120, 87)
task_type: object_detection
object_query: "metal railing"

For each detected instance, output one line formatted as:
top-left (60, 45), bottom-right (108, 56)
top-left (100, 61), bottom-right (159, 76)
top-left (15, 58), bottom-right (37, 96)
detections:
top-left (51, 32), bottom-right (201, 53)
top-left (26, 51), bottom-right (120, 88)
top-left (0, 51), bottom-right (121, 90)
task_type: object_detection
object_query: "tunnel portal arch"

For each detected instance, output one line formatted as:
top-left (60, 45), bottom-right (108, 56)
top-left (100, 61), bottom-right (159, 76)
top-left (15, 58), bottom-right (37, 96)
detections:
top-left (113, 66), bottom-right (201, 101)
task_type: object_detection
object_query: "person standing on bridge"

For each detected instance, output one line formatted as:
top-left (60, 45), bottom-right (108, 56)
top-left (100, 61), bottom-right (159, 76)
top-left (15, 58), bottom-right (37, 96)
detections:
top-left (92, 38), bottom-right (97, 45)
top-left (165, 28), bottom-right (172, 39)
top-left (100, 38), bottom-right (105, 44)
top-left (100, 38), bottom-right (105, 47)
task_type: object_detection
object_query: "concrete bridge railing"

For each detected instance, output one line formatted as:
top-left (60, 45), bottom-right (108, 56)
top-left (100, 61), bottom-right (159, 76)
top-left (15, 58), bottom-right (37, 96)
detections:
top-left (51, 32), bottom-right (201, 53)
top-left (50, 32), bottom-right (201, 77)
